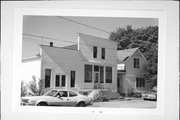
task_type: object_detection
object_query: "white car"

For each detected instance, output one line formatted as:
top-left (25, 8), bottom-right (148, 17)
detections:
top-left (21, 89), bottom-right (93, 107)
top-left (142, 92), bottom-right (157, 101)
top-left (142, 87), bottom-right (157, 101)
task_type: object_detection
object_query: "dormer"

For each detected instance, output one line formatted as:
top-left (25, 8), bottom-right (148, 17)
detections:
top-left (77, 33), bottom-right (117, 64)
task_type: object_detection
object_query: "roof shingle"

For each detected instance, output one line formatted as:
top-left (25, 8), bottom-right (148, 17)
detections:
top-left (62, 44), bottom-right (78, 50)
top-left (117, 48), bottom-right (138, 63)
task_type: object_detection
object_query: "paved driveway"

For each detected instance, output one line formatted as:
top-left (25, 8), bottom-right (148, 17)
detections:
top-left (88, 99), bottom-right (156, 108)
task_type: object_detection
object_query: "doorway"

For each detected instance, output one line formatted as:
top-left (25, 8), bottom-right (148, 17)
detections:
top-left (117, 73), bottom-right (124, 94)
top-left (94, 72), bottom-right (100, 89)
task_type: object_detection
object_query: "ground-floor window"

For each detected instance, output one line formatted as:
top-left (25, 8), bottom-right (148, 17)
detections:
top-left (84, 64), bottom-right (92, 82)
top-left (106, 66), bottom-right (112, 83)
top-left (61, 75), bottom-right (66, 87)
top-left (100, 66), bottom-right (104, 83)
top-left (136, 78), bottom-right (145, 87)
top-left (84, 64), bottom-right (112, 84)
top-left (70, 71), bottom-right (75, 87)
top-left (45, 69), bottom-right (51, 88)
top-left (55, 75), bottom-right (60, 87)
top-left (94, 65), bottom-right (99, 72)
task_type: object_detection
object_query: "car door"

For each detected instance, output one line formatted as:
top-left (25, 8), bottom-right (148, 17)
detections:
top-left (49, 91), bottom-right (69, 106)
top-left (58, 91), bottom-right (70, 106)
top-left (67, 91), bottom-right (79, 106)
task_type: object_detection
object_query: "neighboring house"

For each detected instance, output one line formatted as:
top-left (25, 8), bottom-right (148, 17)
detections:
top-left (22, 56), bottom-right (41, 82)
top-left (117, 48), bottom-right (151, 95)
top-left (22, 33), bottom-right (118, 94)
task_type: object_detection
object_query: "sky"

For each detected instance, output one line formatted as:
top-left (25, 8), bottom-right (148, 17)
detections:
top-left (22, 16), bottom-right (158, 58)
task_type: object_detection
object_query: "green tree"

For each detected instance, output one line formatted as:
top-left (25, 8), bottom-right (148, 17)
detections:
top-left (28, 76), bottom-right (44, 96)
top-left (21, 80), bottom-right (27, 97)
top-left (109, 25), bottom-right (158, 87)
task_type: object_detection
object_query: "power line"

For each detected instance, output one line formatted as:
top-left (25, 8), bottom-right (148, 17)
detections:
top-left (23, 34), bottom-right (118, 58)
top-left (56, 16), bottom-right (111, 34)
top-left (23, 33), bottom-right (117, 51)
top-left (23, 38), bottom-right (118, 58)
top-left (23, 33), bottom-right (76, 44)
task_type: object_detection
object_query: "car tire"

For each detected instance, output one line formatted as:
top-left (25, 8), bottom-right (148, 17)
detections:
top-left (76, 102), bottom-right (85, 107)
top-left (37, 102), bottom-right (48, 106)
top-left (143, 98), bottom-right (147, 101)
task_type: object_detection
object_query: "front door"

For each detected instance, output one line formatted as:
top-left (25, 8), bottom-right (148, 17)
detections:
top-left (117, 73), bottom-right (124, 94)
top-left (94, 72), bottom-right (100, 89)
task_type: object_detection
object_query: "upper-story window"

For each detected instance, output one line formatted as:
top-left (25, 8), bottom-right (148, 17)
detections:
top-left (101, 48), bottom-right (105, 59)
top-left (134, 58), bottom-right (140, 69)
top-left (93, 46), bottom-right (97, 58)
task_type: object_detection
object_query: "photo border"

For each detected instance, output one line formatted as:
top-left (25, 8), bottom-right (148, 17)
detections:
top-left (13, 7), bottom-right (165, 114)
top-left (1, 1), bottom-right (179, 120)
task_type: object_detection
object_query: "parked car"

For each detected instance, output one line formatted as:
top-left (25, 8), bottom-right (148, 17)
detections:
top-left (142, 86), bottom-right (157, 101)
top-left (21, 89), bottom-right (93, 107)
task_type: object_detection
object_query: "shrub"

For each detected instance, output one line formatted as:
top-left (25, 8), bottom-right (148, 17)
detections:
top-left (88, 89), bottom-right (122, 102)
top-left (127, 88), bottom-right (142, 98)
top-left (88, 90), bottom-right (103, 102)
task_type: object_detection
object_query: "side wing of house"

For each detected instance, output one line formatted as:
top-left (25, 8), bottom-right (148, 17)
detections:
top-left (22, 57), bottom-right (41, 83)
top-left (77, 33), bottom-right (118, 91)
top-left (117, 48), bottom-right (151, 95)
top-left (40, 45), bottom-right (83, 93)
top-left (125, 49), bottom-right (150, 93)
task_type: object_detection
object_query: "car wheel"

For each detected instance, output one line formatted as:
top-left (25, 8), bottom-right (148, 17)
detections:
top-left (76, 102), bottom-right (85, 107)
top-left (37, 102), bottom-right (48, 106)
top-left (143, 98), bottom-right (147, 100)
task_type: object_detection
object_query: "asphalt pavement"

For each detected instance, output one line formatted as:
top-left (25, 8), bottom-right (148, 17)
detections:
top-left (88, 99), bottom-right (156, 108)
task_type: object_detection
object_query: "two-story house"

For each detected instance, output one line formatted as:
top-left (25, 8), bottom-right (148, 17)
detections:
top-left (117, 48), bottom-right (151, 95)
top-left (22, 33), bottom-right (118, 94)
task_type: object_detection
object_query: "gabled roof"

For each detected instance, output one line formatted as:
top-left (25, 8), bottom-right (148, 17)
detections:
top-left (22, 56), bottom-right (41, 63)
top-left (40, 45), bottom-right (81, 67)
top-left (77, 33), bottom-right (117, 43)
top-left (22, 44), bottom-right (78, 62)
top-left (117, 48), bottom-right (139, 63)
top-left (61, 44), bottom-right (78, 50)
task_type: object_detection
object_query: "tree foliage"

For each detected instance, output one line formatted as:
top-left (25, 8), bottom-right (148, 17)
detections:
top-left (21, 80), bottom-right (28, 97)
top-left (21, 76), bottom-right (44, 97)
top-left (28, 76), bottom-right (44, 96)
top-left (109, 25), bottom-right (158, 87)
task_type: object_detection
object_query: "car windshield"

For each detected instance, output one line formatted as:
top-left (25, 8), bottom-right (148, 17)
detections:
top-left (150, 90), bottom-right (156, 93)
top-left (44, 90), bottom-right (58, 96)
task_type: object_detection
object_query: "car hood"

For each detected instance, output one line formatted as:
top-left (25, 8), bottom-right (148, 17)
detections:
top-left (142, 92), bottom-right (156, 97)
top-left (143, 91), bottom-right (156, 94)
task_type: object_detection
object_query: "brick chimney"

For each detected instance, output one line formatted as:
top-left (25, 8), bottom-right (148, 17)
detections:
top-left (50, 42), bottom-right (53, 47)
